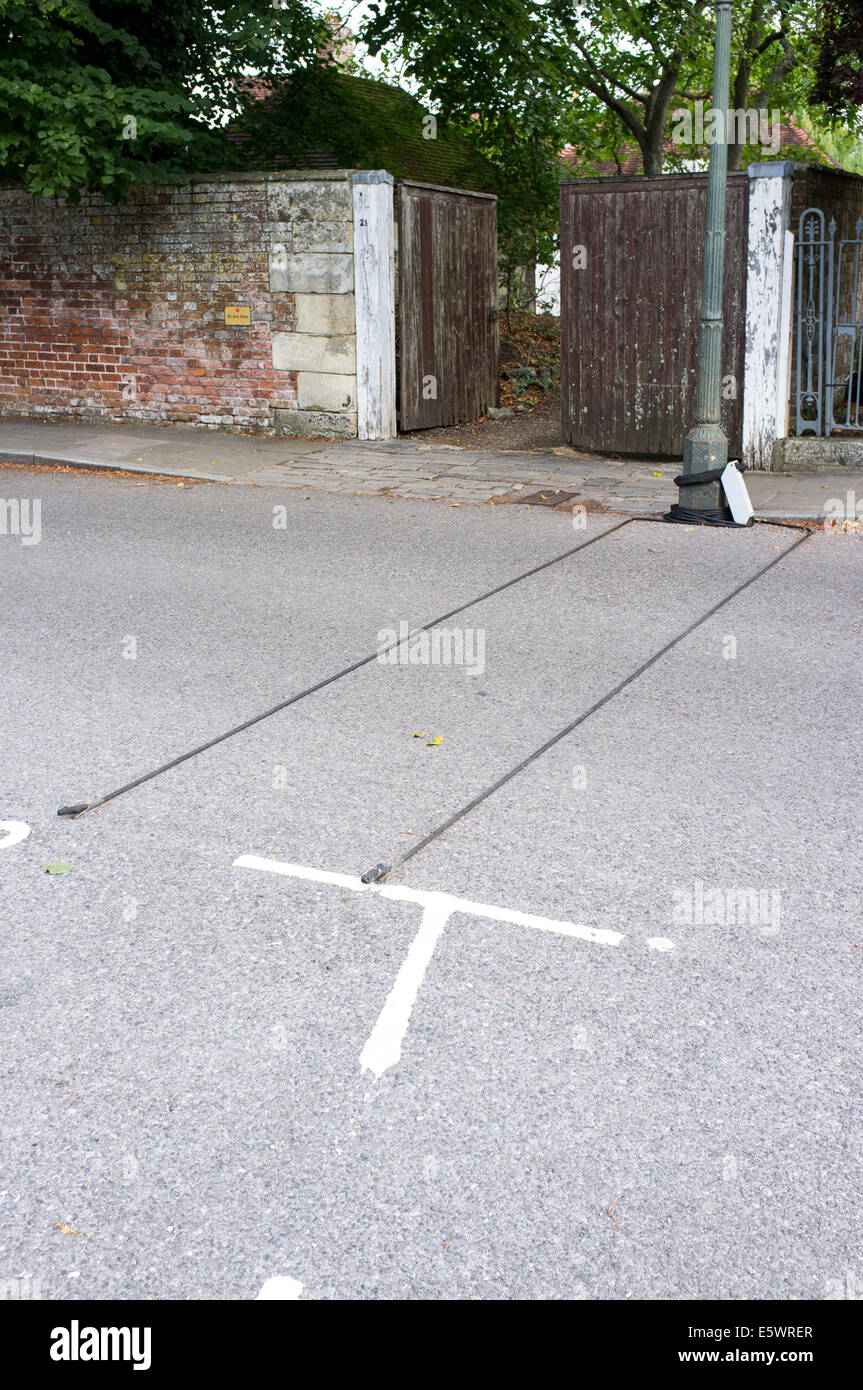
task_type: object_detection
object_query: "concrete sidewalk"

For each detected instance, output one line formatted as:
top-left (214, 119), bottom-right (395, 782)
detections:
top-left (1, 417), bottom-right (858, 519)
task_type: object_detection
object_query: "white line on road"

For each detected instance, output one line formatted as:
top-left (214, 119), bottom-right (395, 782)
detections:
top-left (0, 821), bottom-right (30, 849)
top-left (256, 1276), bottom-right (303, 1300)
top-left (233, 856), bottom-right (670, 1078)
top-left (359, 898), bottom-right (451, 1078)
top-left (233, 857), bottom-right (623, 947)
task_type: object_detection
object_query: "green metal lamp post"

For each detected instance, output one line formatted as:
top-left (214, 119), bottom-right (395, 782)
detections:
top-left (678, 0), bottom-right (734, 514)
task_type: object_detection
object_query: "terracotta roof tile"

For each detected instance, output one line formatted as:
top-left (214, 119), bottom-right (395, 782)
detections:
top-left (561, 117), bottom-right (837, 177)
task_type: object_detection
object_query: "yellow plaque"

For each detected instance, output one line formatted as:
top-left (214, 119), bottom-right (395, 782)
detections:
top-left (224, 305), bottom-right (251, 326)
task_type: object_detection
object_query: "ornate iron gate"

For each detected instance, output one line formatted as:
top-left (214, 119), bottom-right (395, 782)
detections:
top-left (831, 216), bottom-right (863, 433)
top-left (796, 209), bottom-right (863, 435)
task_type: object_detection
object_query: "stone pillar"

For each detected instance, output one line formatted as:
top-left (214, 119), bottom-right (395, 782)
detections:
top-left (268, 172), bottom-right (359, 439)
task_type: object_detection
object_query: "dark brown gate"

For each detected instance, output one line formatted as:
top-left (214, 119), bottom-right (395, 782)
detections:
top-left (560, 173), bottom-right (749, 456)
top-left (397, 181), bottom-right (498, 431)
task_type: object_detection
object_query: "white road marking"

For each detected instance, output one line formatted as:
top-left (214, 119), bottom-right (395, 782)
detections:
top-left (233, 857), bottom-right (622, 946)
top-left (0, 821), bottom-right (30, 849)
top-left (256, 1276), bottom-right (303, 1300)
top-left (235, 856), bottom-right (652, 1078)
top-left (359, 898), bottom-right (451, 1078)
top-left (646, 936), bottom-right (676, 952)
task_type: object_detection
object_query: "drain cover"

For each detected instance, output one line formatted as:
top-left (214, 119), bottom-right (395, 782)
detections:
top-left (511, 489), bottom-right (580, 508)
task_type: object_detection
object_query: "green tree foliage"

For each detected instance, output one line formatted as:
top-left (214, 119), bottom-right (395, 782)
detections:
top-left (812, 1), bottom-right (863, 116)
top-left (362, 0), bottom-right (828, 278)
top-left (549, 1), bottom-right (717, 176)
top-left (360, 2), bottom-right (602, 288)
top-left (726, 2), bottom-right (817, 167)
top-left (667, 2), bottom-right (821, 171)
top-left (0, 0), bottom-right (325, 200)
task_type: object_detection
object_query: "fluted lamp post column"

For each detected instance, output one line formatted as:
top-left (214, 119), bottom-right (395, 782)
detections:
top-left (675, 0), bottom-right (734, 518)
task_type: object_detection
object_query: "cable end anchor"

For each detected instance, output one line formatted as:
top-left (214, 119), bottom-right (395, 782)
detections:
top-left (57, 802), bottom-right (90, 819)
top-left (360, 862), bottom-right (390, 885)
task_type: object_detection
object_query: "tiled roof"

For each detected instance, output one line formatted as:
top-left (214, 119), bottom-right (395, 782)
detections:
top-left (561, 118), bottom-right (838, 177)
top-left (227, 74), bottom-right (501, 194)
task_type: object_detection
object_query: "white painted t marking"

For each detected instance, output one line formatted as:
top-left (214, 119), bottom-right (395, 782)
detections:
top-left (0, 821), bottom-right (30, 849)
top-left (359, 897), bottom-right (450, 1078)
top-left (256, 1276), bottom-right (303, 1300)
top-left (233, 857), bottom-right (669, 1078)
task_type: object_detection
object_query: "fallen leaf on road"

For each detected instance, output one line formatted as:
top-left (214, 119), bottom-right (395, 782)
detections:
top-left (54, 1221), bottom-right (82, 1236)
top-left (43, 862), bottom-right (74, 875)
top-left (426, 736), bottom-right (443, 746)
top-left (411, 731), bottom-right (426, 738)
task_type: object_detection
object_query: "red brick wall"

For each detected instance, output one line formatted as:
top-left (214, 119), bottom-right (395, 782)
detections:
top-left (790, 165), bottom-right (863, 243)
top-left (0, 175), bottom-right (298, 431)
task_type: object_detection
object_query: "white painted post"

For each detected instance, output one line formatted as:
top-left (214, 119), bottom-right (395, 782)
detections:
top-left (742, 162), bottom-right (795, 470)
top-left (352, 171), bottom-right (397, 441)
top-left (775, 228), bottom-right (795, 441)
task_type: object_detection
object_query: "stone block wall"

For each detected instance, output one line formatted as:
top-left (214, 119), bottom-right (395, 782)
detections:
top-left (267, 172), bottom-right (358, 438)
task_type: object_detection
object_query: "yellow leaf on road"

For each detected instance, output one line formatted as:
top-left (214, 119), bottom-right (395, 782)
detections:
top-left (54, 1221), bottom-right (82, 1236)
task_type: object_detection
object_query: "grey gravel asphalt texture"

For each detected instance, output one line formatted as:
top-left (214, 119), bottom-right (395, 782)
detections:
top-left (1, 466), bottom-right (861, 1302)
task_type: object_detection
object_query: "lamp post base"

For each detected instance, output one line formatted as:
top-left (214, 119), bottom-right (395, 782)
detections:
top-left (679, 423), bottom-right (728, 510)
top-left (666, 425), bottom-right (736, 524)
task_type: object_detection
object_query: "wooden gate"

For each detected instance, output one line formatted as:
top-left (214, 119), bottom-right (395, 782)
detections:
top-left (397, 181), bottom-right (498, 430)
top-left (560, 174), bottom-right (749, 456)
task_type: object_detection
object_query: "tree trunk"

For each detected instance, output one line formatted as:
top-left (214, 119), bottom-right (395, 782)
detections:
top-left (641, 110), bottom-right (668, 175)
top-left (521, 261), bottom-right (537, 314)
top-left (640, 50), bottom-right (686, 175)
top-left (728, 4), bottom-right (757, 172)
top-left (643, 143), bottom-right (664, 176)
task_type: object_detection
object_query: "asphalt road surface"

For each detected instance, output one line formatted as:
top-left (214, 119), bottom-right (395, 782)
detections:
top-left (1, 466), bottom-right (860, 1301)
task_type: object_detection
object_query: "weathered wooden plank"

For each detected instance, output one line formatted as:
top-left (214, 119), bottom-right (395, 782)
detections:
top-left (561, 188), bottom-right (572, 440)
top-left (776, 228), bottom-right (795, 439)
top-left (398, 182), bottom-right (498, 431)
top-left (561, 174), bottom-right (749, 457)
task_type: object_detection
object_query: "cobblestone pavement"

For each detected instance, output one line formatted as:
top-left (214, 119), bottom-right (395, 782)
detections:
top-left (2, 419), bottom-right (860, 519)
